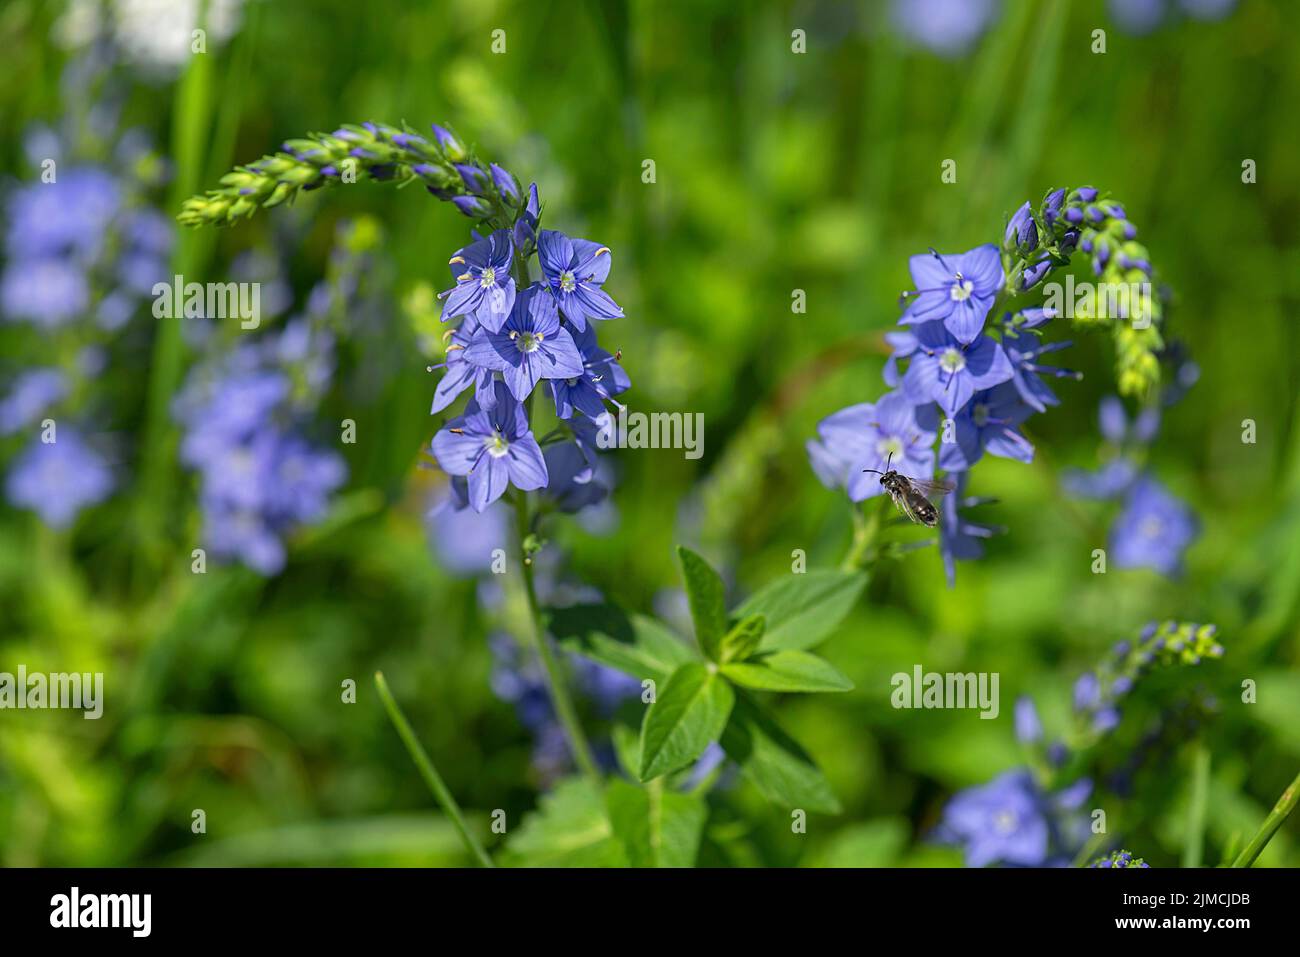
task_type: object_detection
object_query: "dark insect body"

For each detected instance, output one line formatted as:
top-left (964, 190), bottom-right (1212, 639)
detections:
top-left (863, 453), bottom-right (953, 528)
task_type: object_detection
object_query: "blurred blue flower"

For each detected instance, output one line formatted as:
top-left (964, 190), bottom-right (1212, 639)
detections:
top-left (892, 0), bottom-right (1001, 57)
top-left (937, 473), bottom-right (1002, 587)
top-left (1014, 696), bottom-right (1042, 745)
top-left (1, 257), bottom-right (90, 327)
top-left (425, 478), bottom-right (511, 575)
top-left (0, 369), bottom-right (67, 436)
top-left (4, 167), bottom-right (120, 261)
top-left (5, 430), bottom-right (114, 528)
top-left (1110, 476), bottom-right (1198, 576)
top-left (938, 769), bottom-right (1091, 867)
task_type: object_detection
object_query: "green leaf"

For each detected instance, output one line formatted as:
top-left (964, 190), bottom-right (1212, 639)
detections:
top-left (733, 570), bottom-right (867, 652)
top-left (719, 613), bottom-right (765, 664)
top-left (721, 650), bottom-right (854, 693)
top-left (639, 662), bottom-right (735, 781)
top-left (720, 694), bottom-right (841, 813)
top-left (502, 778), bottom-right (627, 867)
top-left (677, 546), bottom-right (729, 660)
top-left (549, 603), bottom-right (698, 686)
top-left (605, 779), bottom-right (707, 868)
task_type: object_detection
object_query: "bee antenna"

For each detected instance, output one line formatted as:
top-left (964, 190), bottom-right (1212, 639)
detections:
top-left (885, 451), bottom-right (894, 471)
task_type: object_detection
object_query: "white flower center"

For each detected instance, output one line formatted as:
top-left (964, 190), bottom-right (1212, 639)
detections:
top-left (876, 437), bottom-right (902, 460)
top-left (479, 266), bottom-right (497, 288)
top-left (1140, 516), bottom-right (1163, 539)
top-left (994, 810), bottom-right (1018, 834)
top-left (949, 274), bottom-right (974, 301)
top-left (939, 348), bottom-right (966, 374)
top-left (559, 270), bottom-right (576, 293)
top-left (513, 331), bottom-right (543, 353)
top-left (484, 432), bottom-right (510, 459)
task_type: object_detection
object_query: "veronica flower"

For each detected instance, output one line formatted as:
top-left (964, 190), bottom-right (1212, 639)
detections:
top-left (937, 770), bottom-right (1090, 868)
top-left (901, 320), bottom-right (1013, 417)
top-left (425, 478), bottom-right (511, 575)
top-left (1, 258), bottom-right (90, 327)
top-left (882, 329), bottom-right (918, 388)
top-left (431, 382), bottom-right (547, 512)
top-left (1001, 326), bottom-right (1079, 413)
top-left (939, 383), bottom-right (1035, 472)
top-left (891, 0), bottom-right (1001, 57)
top-left (808, 393), bottom-right (937, 501)
top-left (545, 441), bottom-right (609, 514)
top-left (537, 229), bottom-right (623, 331)
top-left (1061, 458), bottom-right (1139, 501)
top-left (464, 286), bottom-right (584, 402)
top-left (1003, 201), bottom-right (1038, 256)
top-left (1110, 476), bottom-right (1198, 576)
top-left (439, 229), bottom-right (516, 332)
top-left (548, 320), bottom-right (630, 419)
top-left (430, 316), bottom-right (497, 414)
top-left (4, 430), bottom-right (114, 528)
top-left (937, 473), bottom-right (1002, 587)
top-left (0, 369), bottom-right (68, 436)
top-left (900, 245), bottom-right (1002, 344)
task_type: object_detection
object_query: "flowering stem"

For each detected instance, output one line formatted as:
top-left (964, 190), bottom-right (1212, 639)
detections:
top-left (841, 497), bottom-right (887, 571)
top-left (1231, 769), bottom-right (1300, 867)
top-left (373, 671), bottom-right (495, 867)
top-left (512, 484), bottom-right (601, 783)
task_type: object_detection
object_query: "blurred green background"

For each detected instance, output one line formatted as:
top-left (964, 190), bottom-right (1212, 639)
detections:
top-left (1, 0), bottom-right (1297, 867)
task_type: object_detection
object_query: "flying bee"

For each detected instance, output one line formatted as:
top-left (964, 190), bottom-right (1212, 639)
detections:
top-left (863, 453), bottom-right (954, 528)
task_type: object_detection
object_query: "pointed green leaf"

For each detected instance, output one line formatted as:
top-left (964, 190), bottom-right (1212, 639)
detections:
top-left (733, 570), bottom-right (867, 652)
top-left (502, 777), bottom-right (628, 867)
top-left (719, 613), bottom-right (765, 664)
top-left (605, 779), bottom-right (707, 868)
top-left (677, 546), bottom-right (729, 660)
top-left (639, 662), bottom-right (734, 781)
top-left (721, 650), bottom-right (854, 693)
top-left (720, 694), bottom-right (841, 813)
top-left (549, 603), bottom-right (698, 686)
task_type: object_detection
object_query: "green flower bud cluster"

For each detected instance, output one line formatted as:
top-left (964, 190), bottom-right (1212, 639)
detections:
top-left (178, 122), bottom-right (512, 228)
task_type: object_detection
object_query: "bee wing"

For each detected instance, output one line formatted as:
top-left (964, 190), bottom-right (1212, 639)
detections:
top-left (894, 490), bottom-right (924, 525)
top-left (909, 477), bottom-right (955, 498)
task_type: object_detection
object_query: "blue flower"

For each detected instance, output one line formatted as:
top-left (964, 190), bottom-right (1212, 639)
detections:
top-left (900, 245), bottom-right (1002, 344)
top-left (1015, 696), bottom-right (1043, 744)
top-left (463, 286), bottom-right (585, 402)
top-left (1, 258), bottom-right (89, 327)
top-left (939, 382), bottom-right (1035, 472)
top-left (537, 229), bottom-right (623, 331)
top-left (937, 770), bottom-right (1051, 867)
top-left (425, 479), bottom-right (511, 575)
top-left (431, 382), bottom-right (548, 512)
top-left (1001, 326), bottom-right (1078, 413)
top-left (938, 473), bottom-right (1002, 586)
top-left (5, 430), bottom-right (114, 528)
top-left (4, 167), bottom-right (120, 261)
top-left (1110, 476), bottom-right (1198, 576)
top-left (544, 441), bottom-right (608, 514)
top-left (1062, 458), bottom-right (1139, 501)
top-left (440, 229), bottom-right (516, 332)
top-left (901, 320), bottom-right (1014, 417)
top-left (891, 0), bottom-right (1001, 57)
top-left (938, 769), bottom-right (1091, 868)
top-left (548, 320), bottom-right (630, 419)
top-left (430, 316), bottom-right (497, 414)
top-left (807, 392), bottom-right (937, 501)
top-left (0, 368), bottom-right (67, 436)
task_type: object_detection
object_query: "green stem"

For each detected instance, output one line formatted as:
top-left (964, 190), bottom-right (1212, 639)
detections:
top-left (1232, 769), bottom-right (1300, 867)
top-left (1182, 745), bottom-right (1210, 868)
top-left (513, 488), bottom-right (601, 782)
top-left (373, 672), bottom-right (495, 867)
top-left (840, 497), bottom-right (886, 571)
